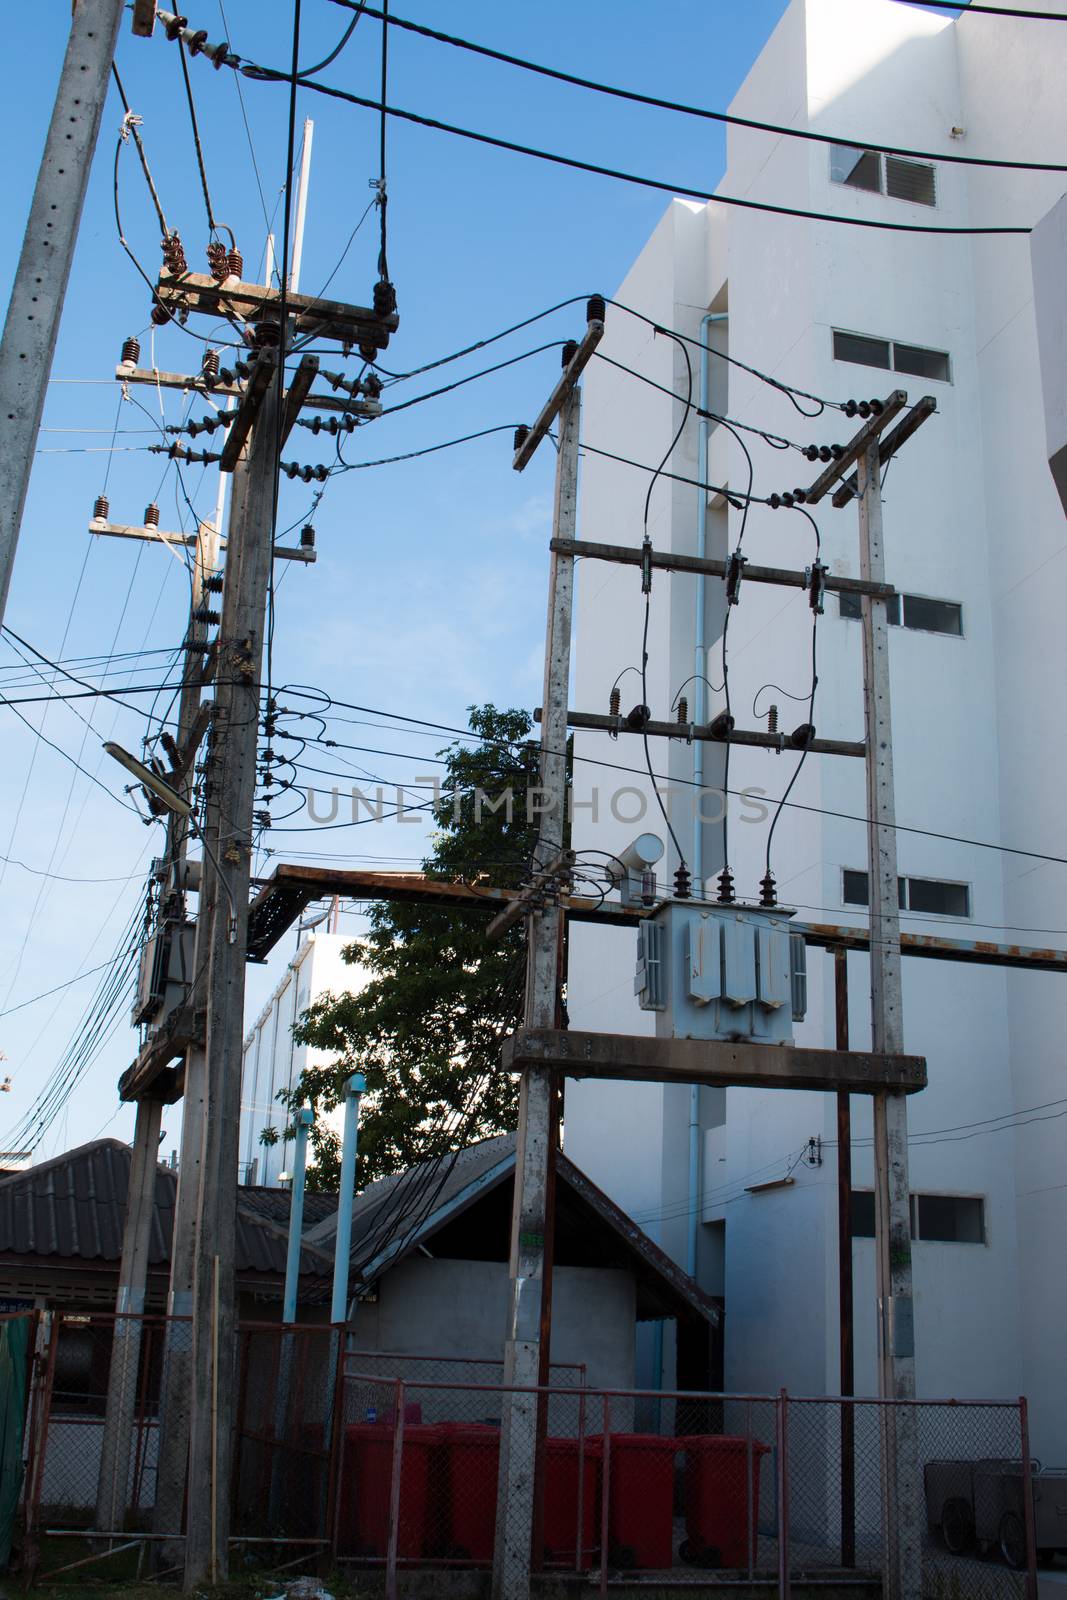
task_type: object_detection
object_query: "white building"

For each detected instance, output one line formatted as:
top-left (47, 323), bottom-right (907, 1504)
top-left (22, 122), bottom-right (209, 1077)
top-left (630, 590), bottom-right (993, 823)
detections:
top-left (239, 930), bottom-right (367, 1187)
top-left (563, 0), bottom-right (1067, 1460)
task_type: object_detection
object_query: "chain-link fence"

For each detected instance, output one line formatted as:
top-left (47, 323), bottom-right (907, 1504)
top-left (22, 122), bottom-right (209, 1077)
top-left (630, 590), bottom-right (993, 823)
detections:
top-left (8, 1313), bottom-right (1041, 1597)
top-left (333, 1377), bottom-right (1038, 1597)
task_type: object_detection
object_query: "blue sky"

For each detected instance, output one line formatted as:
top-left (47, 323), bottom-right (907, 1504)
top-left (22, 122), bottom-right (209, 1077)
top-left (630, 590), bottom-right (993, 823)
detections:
top-left (0, 0), bottom-right (810, 1160)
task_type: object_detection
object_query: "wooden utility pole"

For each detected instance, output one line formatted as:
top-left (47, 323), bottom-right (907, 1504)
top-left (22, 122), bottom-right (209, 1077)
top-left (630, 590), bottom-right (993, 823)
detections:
top-left (493, 310), bottom-right (602, 1600)
top-left (0, 0), bottom-right (126, 629)
top-left (857, 437), bottom-right (922, 1600)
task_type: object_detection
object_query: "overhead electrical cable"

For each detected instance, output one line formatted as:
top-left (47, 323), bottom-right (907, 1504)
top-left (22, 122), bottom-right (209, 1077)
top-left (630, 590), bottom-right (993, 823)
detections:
top-left (327, 2), bottom-right (1067, 171)
top-left (236, 70), bottom-right (1033, 236)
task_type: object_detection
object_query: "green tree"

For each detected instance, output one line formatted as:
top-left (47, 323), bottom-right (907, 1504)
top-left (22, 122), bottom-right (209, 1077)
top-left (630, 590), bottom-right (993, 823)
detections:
top-left (277, 705), bottom-right (545, 1191)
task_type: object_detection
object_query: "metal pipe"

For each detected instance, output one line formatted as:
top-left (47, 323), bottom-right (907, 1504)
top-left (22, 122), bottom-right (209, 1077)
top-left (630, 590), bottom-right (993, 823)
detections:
top-left (330, 1073), bottom-right (366, 1324)
top-left (687, 310), bottom-right (727, 1290)
top-left (282, 1107), bottom-right (314, 1323)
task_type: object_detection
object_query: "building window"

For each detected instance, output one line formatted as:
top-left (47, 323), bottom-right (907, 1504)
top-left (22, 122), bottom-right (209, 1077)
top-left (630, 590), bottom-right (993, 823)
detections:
top-left (842, 870), bottom-right (971, 919)
top-left (833, 329), bottom-right (951, 383)
top-left (837, 590), bottom-right (962, 636)
top-left (830, 146), bottom-right (937, 207)
top-left (851, 1192), bottom-right (986, 1244)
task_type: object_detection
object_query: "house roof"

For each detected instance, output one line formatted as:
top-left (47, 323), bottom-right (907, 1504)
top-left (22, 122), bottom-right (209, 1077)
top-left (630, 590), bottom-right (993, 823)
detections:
top-left (306, 1133), bottom-right (720, 1327)
top-left (0, 1139), bottom-right (331, 1281)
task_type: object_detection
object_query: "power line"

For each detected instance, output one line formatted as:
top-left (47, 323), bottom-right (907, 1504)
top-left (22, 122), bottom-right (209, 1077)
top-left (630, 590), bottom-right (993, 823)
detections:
top-left (330, 2), bottom-right (1067, 172)
top-left (238, 70), bottom-right (1034, 236)
top-left (886, 0), bottom-right (1067, 17)
top-left (275, 686), bottom-right (1067, 869)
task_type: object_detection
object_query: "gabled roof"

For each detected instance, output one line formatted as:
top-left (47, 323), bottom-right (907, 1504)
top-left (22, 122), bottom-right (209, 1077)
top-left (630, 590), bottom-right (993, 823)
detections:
top-left (0, 1139), bottom-right (331, 1280)
top-left (306, 1133), bottom-right (719, 1326)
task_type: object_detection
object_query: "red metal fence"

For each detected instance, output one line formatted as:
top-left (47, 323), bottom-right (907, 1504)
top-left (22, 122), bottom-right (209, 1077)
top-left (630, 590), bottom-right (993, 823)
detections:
top-left (1, 1308), bottom-right (1043, 1597)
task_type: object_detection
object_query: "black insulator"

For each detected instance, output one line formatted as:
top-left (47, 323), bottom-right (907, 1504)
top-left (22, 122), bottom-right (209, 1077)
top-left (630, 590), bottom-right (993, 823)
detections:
top-left (819, 446), bottom-right (832, 463)
top-left (226, 247), bottom-right (244, 280)
top-left (674, 864), bottom-right (692, 901)
top-left (792, 489), bottom-right (807, 504)
top-left (789, 722), bottom-right (816, 749)
top-left (844, 399), bottom-right (858, 418)
top-left (624, 703), bottom-right (650, 731)
top-left (202, 348), bottom-right (221, 382)
top-left (300, 524), bottom-right (315, 549)
top-left (251, 316), bottom-right (280, 348)
top-left (373, 278), bottom-right (397, 319)
top-left (708, 710), bottom-right (734, 740)
top-left (358, 342), bottom-right (379, 364)
top-left (205, 573), bottom-right (224, 592)
top-left (120, 335), bottom-right (141, 367)
top-left (206, 241), bottom-right (229, 282)
top-left (768, 493), bottom-right (782, 510)
top-left (858, 401), bottom-right (871, 419)
top-left (561, 339), bottom-right (579, 368)
top-left (676, 696), bottom-right (688, 726)
top-left (586, 294), bottom-right (606, 324)
top-left (767, 704), bottom-right (779, 736)
top-left (782, 492), bottom-right (795, 508)
top-left (608, 686), bottom-right (621, 719)
top-left (193, 606), bottom-right (220, 625)
top-left (92, 494), bottom-right (110, 522)
top-left (716, 866), bottom-right (736, 906)
top-left (869, 398), bottom-right (883, 415)
top-left (513, 425), bottom-right (530, 452)
top-left (144, 503), bottom-right (160, 527)
top-left (831, 444), bottom-right (845, 460)
top-left (759, 871), bottom-right (778, 909)
top-left (803, 445), bottom-right (819, 462)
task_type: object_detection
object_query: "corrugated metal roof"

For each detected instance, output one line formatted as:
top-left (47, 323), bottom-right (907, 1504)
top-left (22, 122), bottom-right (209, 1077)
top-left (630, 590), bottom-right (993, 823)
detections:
top-left (0, 1140), bottom-right (330, 1279)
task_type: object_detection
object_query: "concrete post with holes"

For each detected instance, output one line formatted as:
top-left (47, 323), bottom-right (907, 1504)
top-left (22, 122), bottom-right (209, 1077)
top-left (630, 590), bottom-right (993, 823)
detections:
top-left (0, 0), bottom-right (126, 628)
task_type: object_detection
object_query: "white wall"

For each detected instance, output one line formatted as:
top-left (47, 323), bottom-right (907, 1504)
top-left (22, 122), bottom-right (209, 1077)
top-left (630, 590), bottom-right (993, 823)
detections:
top-left (564, 0), bottom-right (1066, 1454)
top-left (239, 931), bottom-right (368, 1187)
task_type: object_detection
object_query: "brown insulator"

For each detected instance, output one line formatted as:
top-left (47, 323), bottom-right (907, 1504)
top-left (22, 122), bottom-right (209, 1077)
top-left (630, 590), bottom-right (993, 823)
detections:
top-left (162, 232), bottom-right (187, 275)
top-left (759, 871), bottom-right (777, 909)
top-left (609, 686), bottom-right (621, 719)
top-left (144, 503), bottom-right (160, 527)
top-left (358, 341), bottom-right (379, 364)
top-left (93, 494), bottom-right (110, 522)
top-left (150, 301), bottom-right (171, 327)
top-left (202, 349), bottom-right (221, 384)
top-left (206, 241), bottom-right (229, 282)
top-left (300, 524), bottom-right (315, 549)
top-left (251, 316), bottom-right (280, 348)
top-left (226, 247), bottom-right (244, 280)
top-left (716, 866), bottom-right (736, 906)
top-left (120, 335), bottom-right (140, 367)
top-left (676, 696), bottom-right (688, 725)
top-left (767, 704), bottom-right (778, 735)
top-left (674, 864), bottom-right (692, 900)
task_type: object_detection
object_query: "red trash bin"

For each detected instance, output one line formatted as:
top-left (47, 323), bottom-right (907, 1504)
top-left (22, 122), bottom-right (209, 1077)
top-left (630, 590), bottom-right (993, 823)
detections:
top-left (437, 1422), bottom-right (500, 1564)
top-left (337, 1421), bottom-right (440, 1559)
top-left (588, 1433), bottom-right (677, 1570)
top-left (541, 1435), bottom-right (598, 1570)
top-left (682, 1434), bottom-right (770, 1569)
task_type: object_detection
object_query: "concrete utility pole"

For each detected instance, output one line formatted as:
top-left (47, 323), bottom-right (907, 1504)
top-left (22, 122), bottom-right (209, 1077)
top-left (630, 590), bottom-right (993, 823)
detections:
top-left (0, 0), bottom-right (125, 629)
top-left (183, 369), bottom-right (283, 1589)
top-left (494, 311), bottom-right (602, 1600)
top-left (96, 512), bottom-right (221, 1538)
top-left (857, 437), bottom-right (922, 1600)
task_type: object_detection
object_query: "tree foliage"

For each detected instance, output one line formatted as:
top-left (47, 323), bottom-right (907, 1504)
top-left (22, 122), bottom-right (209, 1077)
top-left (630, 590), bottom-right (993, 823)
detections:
top-left (277, 705), bottom-right (542, 1191)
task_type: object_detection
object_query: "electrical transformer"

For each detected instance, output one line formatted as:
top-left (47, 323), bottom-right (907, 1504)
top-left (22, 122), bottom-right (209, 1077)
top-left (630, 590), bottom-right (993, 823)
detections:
top-left (635, 900), bottom-right (807, 1043)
